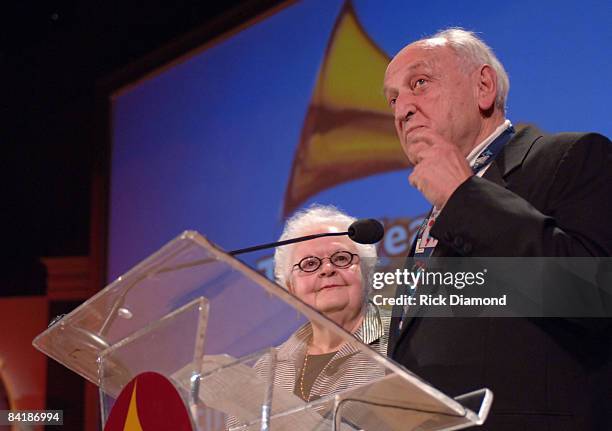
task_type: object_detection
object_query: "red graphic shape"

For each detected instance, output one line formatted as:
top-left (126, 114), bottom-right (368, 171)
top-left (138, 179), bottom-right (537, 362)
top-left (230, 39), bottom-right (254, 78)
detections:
top-left (104, 372), bottom-right (194, 431)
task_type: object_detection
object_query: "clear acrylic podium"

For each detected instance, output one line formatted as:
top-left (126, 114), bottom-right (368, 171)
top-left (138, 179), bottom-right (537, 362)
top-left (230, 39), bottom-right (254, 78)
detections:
top-left (33, 231), bottom-right (492, 430)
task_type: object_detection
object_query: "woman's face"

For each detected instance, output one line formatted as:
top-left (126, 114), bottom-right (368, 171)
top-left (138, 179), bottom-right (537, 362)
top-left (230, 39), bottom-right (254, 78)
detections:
top-left (287, 226), bottom-right (364, 319)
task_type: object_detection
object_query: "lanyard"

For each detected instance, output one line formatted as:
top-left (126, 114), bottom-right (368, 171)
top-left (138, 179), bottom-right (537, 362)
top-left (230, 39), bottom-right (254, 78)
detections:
top-left (471, 125), bottom-right (515, 173)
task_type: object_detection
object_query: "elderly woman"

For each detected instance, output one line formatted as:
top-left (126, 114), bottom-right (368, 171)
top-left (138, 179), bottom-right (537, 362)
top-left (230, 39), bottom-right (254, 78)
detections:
top-left (264, 204), bottom-right (389, 403)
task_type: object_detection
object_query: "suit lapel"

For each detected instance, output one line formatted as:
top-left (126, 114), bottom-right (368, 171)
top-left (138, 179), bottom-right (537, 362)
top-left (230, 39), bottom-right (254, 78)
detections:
top-left (487, 125), bottom-right (543, 180)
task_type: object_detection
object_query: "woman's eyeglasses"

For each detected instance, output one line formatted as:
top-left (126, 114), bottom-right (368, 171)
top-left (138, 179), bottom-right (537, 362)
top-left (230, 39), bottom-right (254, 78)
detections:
top-left (292, 251), bottom-right (359, 273)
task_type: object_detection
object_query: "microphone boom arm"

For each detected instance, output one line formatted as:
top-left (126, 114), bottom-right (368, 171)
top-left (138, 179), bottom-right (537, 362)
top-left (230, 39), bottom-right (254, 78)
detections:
top-left (229, 231), bottom-right (348, 256)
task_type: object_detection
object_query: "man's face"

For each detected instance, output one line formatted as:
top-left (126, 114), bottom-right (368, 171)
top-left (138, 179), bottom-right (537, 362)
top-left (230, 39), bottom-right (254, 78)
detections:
top-left (383, 43), bottom-right (482, 158)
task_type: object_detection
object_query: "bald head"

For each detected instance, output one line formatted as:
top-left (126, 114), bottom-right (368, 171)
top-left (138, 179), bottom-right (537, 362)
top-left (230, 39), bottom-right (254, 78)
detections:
top-left (403, 29), bottom-right (509, 112)
top-left (384, 29), bottom-right (507, 158)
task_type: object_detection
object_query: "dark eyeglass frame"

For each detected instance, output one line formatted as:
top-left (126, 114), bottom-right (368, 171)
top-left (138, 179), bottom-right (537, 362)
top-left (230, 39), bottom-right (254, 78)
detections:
top-left (292, 250), bottom-right (359, 273)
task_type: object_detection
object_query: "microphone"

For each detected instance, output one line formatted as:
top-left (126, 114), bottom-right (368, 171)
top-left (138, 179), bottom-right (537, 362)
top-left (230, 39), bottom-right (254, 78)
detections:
top-left (229, 218), bottom-right (384, 256)
top-left (348, 218), bottom-right (385, 244)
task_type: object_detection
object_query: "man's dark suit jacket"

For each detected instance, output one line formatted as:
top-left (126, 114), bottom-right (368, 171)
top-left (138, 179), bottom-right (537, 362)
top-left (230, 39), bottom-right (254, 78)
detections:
top-left (388, 126), bottom-right (612, 430)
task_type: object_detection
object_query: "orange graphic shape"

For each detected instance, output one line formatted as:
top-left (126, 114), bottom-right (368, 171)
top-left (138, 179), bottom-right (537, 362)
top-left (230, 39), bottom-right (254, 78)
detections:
top-left (123, 381), bottom-right (144, 431)
top-left (283, 1), bottom-right (408, 216)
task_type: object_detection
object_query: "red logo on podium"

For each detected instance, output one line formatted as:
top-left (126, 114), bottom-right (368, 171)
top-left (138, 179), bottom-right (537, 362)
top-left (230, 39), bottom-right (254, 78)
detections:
top-left (104, 372), bottom-right (194, 431)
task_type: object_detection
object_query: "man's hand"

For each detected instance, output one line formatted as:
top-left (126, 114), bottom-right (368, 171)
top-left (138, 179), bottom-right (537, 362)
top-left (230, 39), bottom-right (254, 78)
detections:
top-left (405, 129), bottom-right (473, 208)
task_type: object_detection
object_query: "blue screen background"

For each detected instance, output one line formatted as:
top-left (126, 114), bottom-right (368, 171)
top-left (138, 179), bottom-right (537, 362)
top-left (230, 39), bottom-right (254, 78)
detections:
top-left (109, 0), bottom-right (612, 280)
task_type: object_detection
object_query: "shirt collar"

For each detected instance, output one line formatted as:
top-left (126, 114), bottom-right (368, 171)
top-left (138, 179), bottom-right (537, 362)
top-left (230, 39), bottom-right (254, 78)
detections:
top-left (466, 119), bottom-right (512, 168)
top-left (276, 302), bottom-right (383, 360)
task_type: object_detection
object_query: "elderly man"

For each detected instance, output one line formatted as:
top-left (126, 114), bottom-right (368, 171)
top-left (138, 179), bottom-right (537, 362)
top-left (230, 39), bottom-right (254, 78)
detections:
top-left (383, 29), bottom-right (611, 429)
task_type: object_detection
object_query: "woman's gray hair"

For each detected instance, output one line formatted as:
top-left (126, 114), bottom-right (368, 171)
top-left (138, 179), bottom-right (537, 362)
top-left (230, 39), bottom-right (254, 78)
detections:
top-left (419, 28), bottom-right (510, 112)
top-left (274, 204), bottom-right (378, 293)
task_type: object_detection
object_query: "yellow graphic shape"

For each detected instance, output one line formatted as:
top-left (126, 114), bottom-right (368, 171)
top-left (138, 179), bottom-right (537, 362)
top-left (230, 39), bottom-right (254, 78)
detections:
top-left (313, 6), bottom-right (389, 113)
top-left (283, 1), bottom-right (408, 216)
top-left (123, 381), bottom-right (144, 431)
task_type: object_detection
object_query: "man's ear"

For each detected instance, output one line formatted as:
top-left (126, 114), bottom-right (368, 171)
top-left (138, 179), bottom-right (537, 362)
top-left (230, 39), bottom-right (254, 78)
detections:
top-left (477, 64), bottom-right (498, 112)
